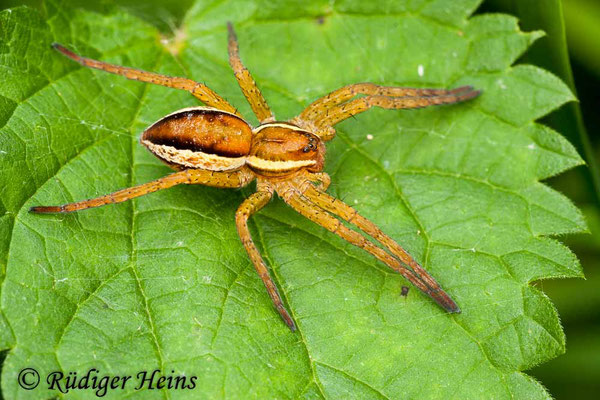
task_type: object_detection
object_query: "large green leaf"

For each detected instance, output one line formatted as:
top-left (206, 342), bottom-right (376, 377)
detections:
top-left (485, 0), bottom-right (600, 212)
top-left (0, 0), bottom-right (586, 398)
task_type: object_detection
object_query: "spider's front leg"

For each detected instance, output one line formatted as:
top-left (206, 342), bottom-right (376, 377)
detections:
top-left (299, 177), bottom-right (458, 312)
top-left (235, 182), bottom-right (296, 331)
top-left (296, 83), bottom-right (475, 123)
top-left (291, 83), bottom-right (480, 140)
top-left (30, 169), bottom-right (254, 213)
top-left (316, 90), bottom-right (480, 136)
top-left (307, 172), bottom-right (331, 192)
top-left (277, 179), bottom-right (459, 313)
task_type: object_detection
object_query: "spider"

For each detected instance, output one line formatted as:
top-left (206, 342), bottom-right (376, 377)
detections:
top-left (31, 23), bottom-right (480, 331)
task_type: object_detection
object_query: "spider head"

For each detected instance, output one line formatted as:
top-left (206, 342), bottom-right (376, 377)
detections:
top-left (248, 123), bottom-right (325, 175)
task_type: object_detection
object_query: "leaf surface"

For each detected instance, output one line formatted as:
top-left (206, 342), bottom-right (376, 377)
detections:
top-left (0, 0), bottom-right (586, 398)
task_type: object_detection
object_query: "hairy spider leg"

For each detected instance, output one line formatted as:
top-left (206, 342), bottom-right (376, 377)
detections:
top-left (308, 172), bottom-right (331, 192)
top-left (52, 43), bottom-right (239, 116)
top-left (277, 181), bottom-right (459, 313)
top-left (313, 89), bottom-right (480, 132)
top-left (29, 169), bottom-right (254, 213)
top-left (297, 83), bottom-right (475, 124)
top-left (235, 184), bottom-right (297, 331)
top-left (227, 23), bottom-right (275, 123)
top-left (300, 179), bottom-right (459, 312)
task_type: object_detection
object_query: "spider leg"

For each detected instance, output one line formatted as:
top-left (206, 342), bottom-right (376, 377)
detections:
top-left (318, 89), bottom-right (479, 129)
top-left (277, 182), bottom-right (459, 313)
top-left (307, 172), bottom-right (331, 192)
top-left (295, 87), bottom-right (480, 141)
top-left (30, 168), bottom-right (254, 213)
top-left (52, 43), bottom-right (239, 115)
top-left (299, 180), bottom-right (458, 312)
top-left (296, 83), bottom-right (474, 124)
top-left (235, 184), bottom-right (296, 331)
top-left (227, 23), bottom-right (275, 123)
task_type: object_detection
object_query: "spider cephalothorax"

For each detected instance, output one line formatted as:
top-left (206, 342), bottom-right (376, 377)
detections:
top-left (31, 23), bottom-right (479, 331)
top-left (248, 123), bottom-right (326, 175)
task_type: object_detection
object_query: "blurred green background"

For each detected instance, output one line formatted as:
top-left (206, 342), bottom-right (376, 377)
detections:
top-left (0, 0), bottom-right (598, 398)
top-left (479, 1), bottom-right (600, 398)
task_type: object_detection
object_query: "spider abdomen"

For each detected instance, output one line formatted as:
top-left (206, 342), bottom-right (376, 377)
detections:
top-left (141, 107), bottom-right (252, 171)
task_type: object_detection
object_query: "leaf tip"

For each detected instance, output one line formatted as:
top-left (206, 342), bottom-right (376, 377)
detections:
top-left (529, 29), bottom-right (546, 43)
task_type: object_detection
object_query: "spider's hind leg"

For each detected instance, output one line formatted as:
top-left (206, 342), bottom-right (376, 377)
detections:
top-left (52, 43), bottom-right (239, 115)
top-left (30, 169), bottom-right (253, 213)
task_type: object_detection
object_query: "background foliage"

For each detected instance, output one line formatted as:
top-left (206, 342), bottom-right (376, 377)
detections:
top-left (481, 0), bottom-right (600, 398)
top-left (0, 0), bottom-right (597, 398)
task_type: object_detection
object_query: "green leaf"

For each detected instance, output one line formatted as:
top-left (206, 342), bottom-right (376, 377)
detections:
top-left (0, 0), bottom-right (586, 398)
top-left (484, 0), bottom-right (600, 206)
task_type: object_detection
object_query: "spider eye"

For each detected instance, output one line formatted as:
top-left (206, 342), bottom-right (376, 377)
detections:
top-left (302, 141), bottom-right (317, 153)
top-left (303, 142), bottom-right (317, 153)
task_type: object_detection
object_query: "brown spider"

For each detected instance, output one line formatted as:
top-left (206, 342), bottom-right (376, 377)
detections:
top-left (31, 23), bottom-right (480, 331)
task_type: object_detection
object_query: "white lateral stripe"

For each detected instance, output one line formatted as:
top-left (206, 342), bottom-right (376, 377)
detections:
top-left (246, 155), bottom-right (315, 171)
top-left (142, 140), bottom-right (246, 171)
top-left (252, 123), bottom-right (306, 134)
